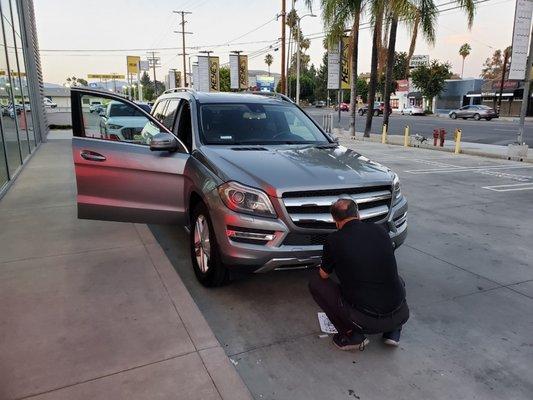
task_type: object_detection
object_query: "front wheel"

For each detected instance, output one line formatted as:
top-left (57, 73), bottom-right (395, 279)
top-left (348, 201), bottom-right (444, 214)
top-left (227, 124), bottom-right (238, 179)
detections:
top-left (373, 110), bottom-right (379, 116)
top-left (473, 113), bottom-right (481, 121)
top-left (190, 203), bottom-right (229, 287)
top-left (450, 113), bottom-right (457, 119)
top-left (486, 117), bottom-right (492, 121)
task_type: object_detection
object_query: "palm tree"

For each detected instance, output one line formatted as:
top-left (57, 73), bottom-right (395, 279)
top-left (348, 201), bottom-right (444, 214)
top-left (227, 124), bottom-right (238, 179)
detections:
top-left (264, 53), bottom-right (274, 76)
top-left (309, 0), bottom-right (364, 136)
top-left (459, 43), bottom-right (471, 78)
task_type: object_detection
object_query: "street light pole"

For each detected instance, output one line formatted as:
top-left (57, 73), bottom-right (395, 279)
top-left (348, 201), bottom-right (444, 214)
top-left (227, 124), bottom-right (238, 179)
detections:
top-left (295, 13), bottom-right (316, 105)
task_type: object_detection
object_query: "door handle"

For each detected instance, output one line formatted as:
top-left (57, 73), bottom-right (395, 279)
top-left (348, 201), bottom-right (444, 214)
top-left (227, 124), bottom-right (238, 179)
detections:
top-left (80, 150), bottom-right (106, 162)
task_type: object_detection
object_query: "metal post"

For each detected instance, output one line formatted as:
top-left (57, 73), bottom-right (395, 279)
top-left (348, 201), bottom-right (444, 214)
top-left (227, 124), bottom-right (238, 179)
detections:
top-left (381, 124), bottom-right (387, 144)
top-left (404, 125), bottom-right (410, 147)
top-left (337, 39), bottom-right (342, 129)
top-left (518, 23), bottom-right (533, 144)
top-left (455, 128), bottom-right (462, 154)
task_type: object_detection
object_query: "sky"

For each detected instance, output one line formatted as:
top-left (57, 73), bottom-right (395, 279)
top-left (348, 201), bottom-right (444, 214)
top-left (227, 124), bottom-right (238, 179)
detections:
top-left (34, 0), bottom-right (517, 85)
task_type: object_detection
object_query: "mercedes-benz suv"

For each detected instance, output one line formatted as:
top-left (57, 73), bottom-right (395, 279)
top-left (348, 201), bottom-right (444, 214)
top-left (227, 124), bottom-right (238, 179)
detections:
top-left (70, 88), bottom-right (408, 287)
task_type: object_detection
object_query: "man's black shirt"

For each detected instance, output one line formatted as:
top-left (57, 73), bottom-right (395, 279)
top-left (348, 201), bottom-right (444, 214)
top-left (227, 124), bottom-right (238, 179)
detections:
top-left (321, 219), bottom-right (405, 314)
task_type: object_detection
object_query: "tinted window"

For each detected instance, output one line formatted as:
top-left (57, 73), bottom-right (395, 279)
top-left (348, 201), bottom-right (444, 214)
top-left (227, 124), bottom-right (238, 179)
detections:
top-left (161, 99), bottom-right (180, 130)
top-left (200, 103), bottom-right (328, 145)
top-left (151, 101), bottom-right (167, 123)
top-left (108, 102), bottom-right (145, 117)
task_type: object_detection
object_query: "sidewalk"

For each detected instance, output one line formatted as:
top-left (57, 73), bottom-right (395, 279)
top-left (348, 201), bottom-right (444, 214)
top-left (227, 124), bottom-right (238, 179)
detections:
top-left (0, 139), bottom-right (252, 399)
top-left (335, 130), bottom-right (533, 162)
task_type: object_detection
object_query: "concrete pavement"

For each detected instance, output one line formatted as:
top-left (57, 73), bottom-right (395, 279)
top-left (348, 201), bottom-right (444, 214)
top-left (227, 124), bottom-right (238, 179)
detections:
top-left (0, 138), bottom-right (252, 400)
top-left (150, 140), bottom-right (533, 399)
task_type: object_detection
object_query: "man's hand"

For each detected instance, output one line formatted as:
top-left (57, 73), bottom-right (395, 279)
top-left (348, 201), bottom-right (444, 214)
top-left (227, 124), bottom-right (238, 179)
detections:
top-left (319, 267), bottom-right (330, 280)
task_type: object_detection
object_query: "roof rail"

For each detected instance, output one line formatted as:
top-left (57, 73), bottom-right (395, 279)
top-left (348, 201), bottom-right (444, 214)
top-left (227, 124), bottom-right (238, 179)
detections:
top-left (245, 91), bottom-right (294, 103)
top-left (162, 87), bottom-right (197, 95)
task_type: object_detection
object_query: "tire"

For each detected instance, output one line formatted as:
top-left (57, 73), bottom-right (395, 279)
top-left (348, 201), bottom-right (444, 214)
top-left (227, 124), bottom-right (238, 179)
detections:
top-left (450, 113), bottom-right (457, 119)
top-left (486, 117), bottom-right (492, 121)
top-left (373, 110), bottom-right (379, 116)
top-left (190, 203), bottom-right (229, 287)
top-left (358, 109), bottom-right (364, 116)
top-left (474, 113), bottom-right (481, 121)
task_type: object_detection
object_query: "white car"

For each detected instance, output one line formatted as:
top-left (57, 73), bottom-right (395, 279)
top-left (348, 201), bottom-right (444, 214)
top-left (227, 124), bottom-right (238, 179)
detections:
top-left (43, 98), bottom-right (57, 108)
top-left (99, 101), bottom-right (152, 142)
top-left (401, 106), bottom-right (424, 116)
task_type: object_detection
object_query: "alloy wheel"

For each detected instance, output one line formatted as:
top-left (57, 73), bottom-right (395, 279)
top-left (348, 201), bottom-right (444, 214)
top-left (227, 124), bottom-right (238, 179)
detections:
top-left (193, 214), bottom-right (211, 273)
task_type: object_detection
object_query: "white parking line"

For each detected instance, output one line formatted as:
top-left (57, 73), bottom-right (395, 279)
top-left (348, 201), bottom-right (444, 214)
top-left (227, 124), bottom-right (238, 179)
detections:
top-left (482, 183), bottom-right (533, 192)
top-left (404, 164), bottom-right (533, 174)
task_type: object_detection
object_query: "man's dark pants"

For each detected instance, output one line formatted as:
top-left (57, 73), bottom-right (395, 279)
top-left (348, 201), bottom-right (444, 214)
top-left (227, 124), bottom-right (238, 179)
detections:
top-left (308, 273), bottom-right (409, 342)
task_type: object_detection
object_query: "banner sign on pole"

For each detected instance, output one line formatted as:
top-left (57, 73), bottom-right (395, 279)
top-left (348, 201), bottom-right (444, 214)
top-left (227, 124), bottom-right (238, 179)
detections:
top-left (139, 60), bottom-right (149, 71)
top-left (327, 44), bottom-right (340, 90)
top-left (341, 37), bottom-right (351, 90)
top-left (230, 54), bottom-right (240, 89)
top-left (509, 0), bottom-right (533, 80)
top-left (239, 55), bottom-right (248, 89)
top-left (127, 56), bottom-right (140, 74)
top-left (327, 37), bottom-right (351, 89)
top-left (209, 56), bottom-right (220, 92)
top-left (197, 56), bottom-right (210, 91)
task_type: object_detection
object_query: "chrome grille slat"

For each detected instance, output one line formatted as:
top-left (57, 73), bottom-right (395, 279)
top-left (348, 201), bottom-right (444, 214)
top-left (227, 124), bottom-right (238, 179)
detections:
top-left (283, 190), bottom-right (391, 207)
top-left (282, 186), bottom-right (392, 229)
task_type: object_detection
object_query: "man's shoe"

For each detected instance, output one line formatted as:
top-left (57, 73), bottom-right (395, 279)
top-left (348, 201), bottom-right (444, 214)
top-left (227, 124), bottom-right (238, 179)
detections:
top-left (382, 329), bottom-right (401, 346)
top-left (333, 333), bottom-right (369, 351)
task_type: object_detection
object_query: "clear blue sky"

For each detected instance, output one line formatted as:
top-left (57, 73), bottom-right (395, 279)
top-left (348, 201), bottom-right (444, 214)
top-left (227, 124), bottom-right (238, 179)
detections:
top-left (34, 0), bottom-right (516, 84)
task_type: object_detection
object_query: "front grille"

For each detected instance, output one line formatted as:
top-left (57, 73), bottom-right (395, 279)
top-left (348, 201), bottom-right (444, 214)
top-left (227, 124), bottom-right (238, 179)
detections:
top-left (284, 232), bottom-right (330, 246)
top-left (282, 186), bottom-right (392, 230)
top-left (122, 127), bottom-right (143, 140)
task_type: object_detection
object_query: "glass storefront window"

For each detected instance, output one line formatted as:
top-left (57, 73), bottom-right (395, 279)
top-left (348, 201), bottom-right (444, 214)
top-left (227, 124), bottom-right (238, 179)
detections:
top-left (0, 0), bottom-right (22, 177)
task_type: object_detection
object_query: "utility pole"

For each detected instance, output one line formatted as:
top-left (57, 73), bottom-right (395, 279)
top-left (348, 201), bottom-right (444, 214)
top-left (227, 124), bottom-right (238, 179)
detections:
top-left (295, 13), bottom-right (316, 105)
top-left (146, 51), bottom-right (161, 95)
top-left (174, 11), bottom-right (192, 87)
top-left (280, 0), bottom-right (286, 94)
top-left (498, 48), bottom-right (510, 115)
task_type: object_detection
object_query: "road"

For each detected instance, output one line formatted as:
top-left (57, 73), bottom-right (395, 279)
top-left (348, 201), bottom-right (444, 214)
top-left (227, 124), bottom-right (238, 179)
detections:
top-left (304, 107), bottom-right (533, 147)
top-left (150, 140), bottom-right (533, 400)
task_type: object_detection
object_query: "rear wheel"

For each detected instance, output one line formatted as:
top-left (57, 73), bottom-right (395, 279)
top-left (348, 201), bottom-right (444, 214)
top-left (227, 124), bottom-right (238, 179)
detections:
top-left (358, 109), bottom-right (364, 116)
top-left (474, 113), bottom-right (481, 121)
top-left (190, 203), bottom-right (229, 287)
top-left (450, 113), bottom-right (457, 119)
top-left (373, 110), bottom-right (379, 116)
top-left (486, 117), bottom-right (492, 121)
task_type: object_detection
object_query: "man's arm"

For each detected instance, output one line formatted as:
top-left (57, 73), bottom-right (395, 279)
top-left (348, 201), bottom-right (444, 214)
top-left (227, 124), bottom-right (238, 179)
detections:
top-left (319, 239), bottom-right (335, 279)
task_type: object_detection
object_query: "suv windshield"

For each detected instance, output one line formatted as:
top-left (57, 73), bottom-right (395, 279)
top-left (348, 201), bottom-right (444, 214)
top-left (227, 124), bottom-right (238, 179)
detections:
top-left (199, 103), bottom-right (329, 145)
top-left (108, 102), bottom-right (145, 117)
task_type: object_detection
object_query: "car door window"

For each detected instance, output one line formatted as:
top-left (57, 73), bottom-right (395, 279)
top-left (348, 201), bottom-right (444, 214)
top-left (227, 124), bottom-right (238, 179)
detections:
top-left (161, 99), bottom-right (180, 130)
top-left (80, 94), bottom-right (160, 145)
top-left (175, 100), bottom-right (192, 151)
top-left (151, 100), bottom-right (168, 123)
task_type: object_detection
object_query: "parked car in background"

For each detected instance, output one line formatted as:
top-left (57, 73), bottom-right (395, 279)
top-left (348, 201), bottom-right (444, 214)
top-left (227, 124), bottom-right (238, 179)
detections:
top-left (8, 104), bottom-right (23, 119)
top-left (315, 100), bottom-right (326, 108)
top-left (334, 102), bottom-right (349, 111)
top-left (449, 105), bottom-right (498, 121)
top-left (89, 102), bottom-right (103, 113)
top-left (135, 102), bottom-right (152, 113)
top-left (358, 102), bottom-right (391, 117)
top-left (99, 100), bottom-right (150, 141)
top-left (71, 88), bottom-right (408, 287)
top-left (43, 98), bottom-right (57, 108)
top-left (401, 105), bottom-right (424, 116)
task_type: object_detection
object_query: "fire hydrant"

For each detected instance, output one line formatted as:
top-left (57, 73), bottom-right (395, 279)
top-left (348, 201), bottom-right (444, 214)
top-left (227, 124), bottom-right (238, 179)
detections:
top-left (439, 129), bottom-right (446, 147)
top-left (433, 129), bottom-right (439, 146)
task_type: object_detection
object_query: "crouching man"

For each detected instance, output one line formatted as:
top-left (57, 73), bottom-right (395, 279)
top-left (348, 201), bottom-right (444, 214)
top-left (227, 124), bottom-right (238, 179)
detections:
top-left (309, 198), bottom-right (409, 351)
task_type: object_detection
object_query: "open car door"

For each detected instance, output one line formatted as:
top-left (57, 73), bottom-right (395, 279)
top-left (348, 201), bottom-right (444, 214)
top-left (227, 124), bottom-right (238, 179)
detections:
top-left (70, 88), bottom-right (189, 225)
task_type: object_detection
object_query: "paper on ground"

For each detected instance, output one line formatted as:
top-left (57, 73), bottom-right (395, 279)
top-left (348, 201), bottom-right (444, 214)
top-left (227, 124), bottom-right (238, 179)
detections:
top-left (318, 312), bottom-right (338, 334)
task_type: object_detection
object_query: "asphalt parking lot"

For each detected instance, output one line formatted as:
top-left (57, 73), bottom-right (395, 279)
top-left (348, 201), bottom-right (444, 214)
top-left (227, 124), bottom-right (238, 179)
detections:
top-left (150, 141), bottom-right (533, 400)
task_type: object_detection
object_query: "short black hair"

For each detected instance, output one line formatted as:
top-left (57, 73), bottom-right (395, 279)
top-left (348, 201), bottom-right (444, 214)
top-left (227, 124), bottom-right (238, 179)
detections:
top-left (330, 198), bottom-right (359, 222)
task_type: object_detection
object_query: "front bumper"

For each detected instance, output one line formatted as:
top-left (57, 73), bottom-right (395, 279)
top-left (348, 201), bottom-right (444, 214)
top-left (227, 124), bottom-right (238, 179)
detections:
top-left (209, 194), bottom-right (408, 273)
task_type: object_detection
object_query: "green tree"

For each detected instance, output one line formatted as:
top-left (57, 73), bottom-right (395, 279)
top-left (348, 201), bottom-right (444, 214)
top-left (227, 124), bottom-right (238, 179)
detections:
top-left (65, 76), bottom-right (88, 87)
top-left (480, 49), bottom-right (512, 80)
top-left (393, 51), bottom-right (410, 80)
top-left (264, 54), bottom-right (273, 76)
top-left (219, 66), bottom-right (230, 92)
top-left (314, 52), bottom-right (328, 102)
top-left (140, 71), bottom-right (154, 101)
top-left (459, 43), bottom-right (471, 78)
top-left (410, 60), bottom-right (452, 111)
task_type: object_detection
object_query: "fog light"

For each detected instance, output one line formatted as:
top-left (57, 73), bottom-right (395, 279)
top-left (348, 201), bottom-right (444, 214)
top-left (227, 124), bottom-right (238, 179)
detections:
top-left (226, 229), bottom-right (276, 242)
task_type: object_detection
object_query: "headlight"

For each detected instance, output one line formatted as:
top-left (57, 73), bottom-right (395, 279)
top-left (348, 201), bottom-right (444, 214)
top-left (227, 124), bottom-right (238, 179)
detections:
top-left (218, 181), bottom-right (277, 218)
top-left (392, 173), bottom-right (402, 202)
top-left (107, 124), bottom-right (123, 130)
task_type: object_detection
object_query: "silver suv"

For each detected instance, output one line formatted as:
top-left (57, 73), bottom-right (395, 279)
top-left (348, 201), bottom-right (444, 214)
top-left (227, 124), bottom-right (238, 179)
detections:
top-left (71, 88), bottom-right (408, 286)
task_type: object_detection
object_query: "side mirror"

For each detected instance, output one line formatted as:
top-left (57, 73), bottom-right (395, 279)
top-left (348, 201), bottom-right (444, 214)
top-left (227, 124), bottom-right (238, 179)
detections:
top-left (150, 132), bottom-right (178, 152)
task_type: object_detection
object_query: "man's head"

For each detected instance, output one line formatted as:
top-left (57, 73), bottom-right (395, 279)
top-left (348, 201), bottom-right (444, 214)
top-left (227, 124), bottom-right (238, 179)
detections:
top-left (330, 198), bottom-right (359, 229)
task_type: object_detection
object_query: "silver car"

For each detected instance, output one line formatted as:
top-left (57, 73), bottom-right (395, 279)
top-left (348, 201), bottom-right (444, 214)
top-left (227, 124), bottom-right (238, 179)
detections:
top-left (449, 105), bottom-right (499, 121)
top-left (71, 88), bottom-right (408, 287)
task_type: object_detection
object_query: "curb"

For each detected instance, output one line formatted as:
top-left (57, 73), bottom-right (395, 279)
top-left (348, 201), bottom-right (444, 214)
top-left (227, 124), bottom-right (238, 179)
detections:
top-left (337, 131), bottom-right (533, 164)
top-left (135, 224), bottom-right (253, 400)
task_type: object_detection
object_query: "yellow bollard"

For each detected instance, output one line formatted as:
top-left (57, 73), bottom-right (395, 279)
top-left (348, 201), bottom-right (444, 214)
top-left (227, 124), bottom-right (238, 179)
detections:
top-left (381, 124), bottom-right (388, 144)
top-left (455, 128), bottom-right (462, 154)
top-left (404, 125), bottom-right (410, 147)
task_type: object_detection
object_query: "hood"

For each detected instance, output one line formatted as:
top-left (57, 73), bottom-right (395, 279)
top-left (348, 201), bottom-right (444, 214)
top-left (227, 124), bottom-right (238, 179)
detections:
top-left (198, 145), bottom-right (393, 197)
